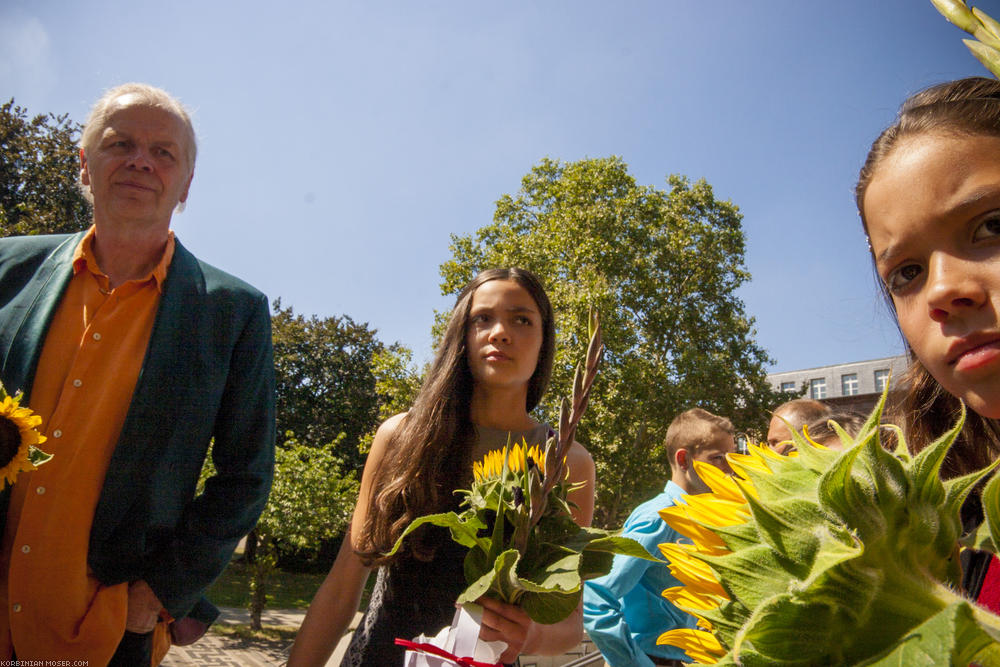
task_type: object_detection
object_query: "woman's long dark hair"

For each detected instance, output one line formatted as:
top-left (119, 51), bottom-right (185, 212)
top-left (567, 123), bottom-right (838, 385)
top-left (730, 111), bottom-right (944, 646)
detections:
top-left (356, 268), bottom-right (555, 565)
top-left (856, 77), bottom-right (1000, 474)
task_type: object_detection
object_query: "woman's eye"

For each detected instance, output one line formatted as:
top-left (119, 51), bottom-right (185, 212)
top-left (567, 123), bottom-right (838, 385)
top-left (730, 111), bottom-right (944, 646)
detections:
top-left (886, 263), bottom-right (923, 293)
top-left (973, 213), bottom-right (1000, 242)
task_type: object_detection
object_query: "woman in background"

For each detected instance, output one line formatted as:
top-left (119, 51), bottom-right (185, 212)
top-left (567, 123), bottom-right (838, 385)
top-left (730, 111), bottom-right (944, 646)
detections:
top-left (288, 268), bottom-right (595, 666)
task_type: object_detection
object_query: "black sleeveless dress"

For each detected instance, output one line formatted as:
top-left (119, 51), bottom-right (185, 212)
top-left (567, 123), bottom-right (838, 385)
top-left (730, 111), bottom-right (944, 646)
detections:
top-left (342, 423), bottom-right (552, 667)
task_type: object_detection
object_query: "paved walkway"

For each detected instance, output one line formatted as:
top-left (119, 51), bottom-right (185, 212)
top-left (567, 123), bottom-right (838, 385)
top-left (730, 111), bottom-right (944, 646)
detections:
top-left (160, 607), bottom-right (600, 667)
top-left (161, 608), bottom-right (351, 667)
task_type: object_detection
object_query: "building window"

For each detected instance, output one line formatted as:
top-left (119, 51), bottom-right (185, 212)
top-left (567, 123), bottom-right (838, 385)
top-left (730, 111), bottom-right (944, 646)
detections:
top-left (780, 381), bottom-right (796, 393)
top-left (841, 373), bottom-right (859, 396)
top-left (809, 378), bottom-right (827, 400)
top-left (874, 369), bottom-right (890, 393)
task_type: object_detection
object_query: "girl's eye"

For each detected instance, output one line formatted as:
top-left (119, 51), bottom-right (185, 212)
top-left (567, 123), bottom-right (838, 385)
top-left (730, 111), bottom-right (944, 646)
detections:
top-left (972, 213), bottom-right (1000, 242)
top-left (515, 316), bottom-right (532, 325)
top-left (886, 263), bottom-right (923, 293)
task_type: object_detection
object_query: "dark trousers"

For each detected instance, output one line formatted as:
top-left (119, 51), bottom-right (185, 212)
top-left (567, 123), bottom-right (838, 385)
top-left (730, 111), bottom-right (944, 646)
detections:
top-left (107, 630), bottom-right (153, 666)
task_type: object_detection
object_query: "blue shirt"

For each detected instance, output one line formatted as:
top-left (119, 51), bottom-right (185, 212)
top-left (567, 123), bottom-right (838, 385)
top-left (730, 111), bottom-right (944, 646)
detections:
top-left (583, 481), bottom-right (697, 667)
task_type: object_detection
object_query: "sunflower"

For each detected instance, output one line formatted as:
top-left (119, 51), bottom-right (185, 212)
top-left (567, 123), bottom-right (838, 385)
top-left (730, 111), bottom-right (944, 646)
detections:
top-left (656, 396), bottom-right (1000, 666)
top-left (472, 441), bottom-right (546, 484)
top-left (0, 386), bottom-right (50, 488)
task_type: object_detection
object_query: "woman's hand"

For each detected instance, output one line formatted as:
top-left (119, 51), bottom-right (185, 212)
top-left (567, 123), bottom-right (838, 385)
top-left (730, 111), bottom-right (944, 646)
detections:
top-left (477, 596), bottom-right (535, 663)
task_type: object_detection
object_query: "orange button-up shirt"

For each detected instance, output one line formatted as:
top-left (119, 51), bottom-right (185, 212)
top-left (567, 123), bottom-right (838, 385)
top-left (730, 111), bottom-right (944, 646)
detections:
top-left (0, 226), bottom-right (174, 662)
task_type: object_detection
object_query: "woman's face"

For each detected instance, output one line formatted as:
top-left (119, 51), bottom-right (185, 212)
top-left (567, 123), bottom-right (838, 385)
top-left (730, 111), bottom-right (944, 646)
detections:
top-left (465, 279), bottom-right (544, 394)
top-left (864, 131), bottom-right (1000, 418)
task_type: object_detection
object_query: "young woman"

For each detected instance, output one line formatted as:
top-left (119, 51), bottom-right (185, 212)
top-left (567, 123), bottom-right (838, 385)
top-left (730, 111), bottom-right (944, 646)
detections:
top-left (855, 76), bottom-right (1000, 603)
top-left (288, 268), bottom-right (596, 666)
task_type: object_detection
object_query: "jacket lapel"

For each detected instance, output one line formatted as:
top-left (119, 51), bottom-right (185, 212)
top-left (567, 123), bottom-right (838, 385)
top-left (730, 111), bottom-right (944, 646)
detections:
top-left (0, 233), bottom-right (82, 400)
top-left (90, 240), bottom-right (206, 542)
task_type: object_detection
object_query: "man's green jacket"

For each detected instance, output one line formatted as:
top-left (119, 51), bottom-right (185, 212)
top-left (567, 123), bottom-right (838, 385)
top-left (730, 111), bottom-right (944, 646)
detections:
top-left (0, 231), bottom-right (275, 619)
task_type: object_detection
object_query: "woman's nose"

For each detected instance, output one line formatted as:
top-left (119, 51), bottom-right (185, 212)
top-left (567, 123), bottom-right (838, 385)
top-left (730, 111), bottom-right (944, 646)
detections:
top-left (488, 321), bottom-right (510, 343)
top-left (925, 254), bottom-right (986, 322)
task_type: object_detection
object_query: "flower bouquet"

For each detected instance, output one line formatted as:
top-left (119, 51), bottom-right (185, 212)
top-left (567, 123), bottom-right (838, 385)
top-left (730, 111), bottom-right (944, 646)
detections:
top-left (0, 382), bottom-right (50, 488)
top-left (656, 389), bottom-right (1000, 665)
top-left (385, 311), bottom-right (657, 665)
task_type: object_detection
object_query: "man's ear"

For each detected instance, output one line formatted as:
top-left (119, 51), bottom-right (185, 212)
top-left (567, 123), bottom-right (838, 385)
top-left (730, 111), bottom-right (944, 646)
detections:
top-left (674, 448), bottom-right (688, 471)
top-left (80, 148), bottom-right (90, 186)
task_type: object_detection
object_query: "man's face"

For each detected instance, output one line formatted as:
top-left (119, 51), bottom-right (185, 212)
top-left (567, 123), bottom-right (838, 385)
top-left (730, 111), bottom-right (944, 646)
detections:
top-left (80, 94), bottom-right (194, 229)
top-left (767, 415), bottom-right (794, 452)
top-left (686, 431), bottom-right (736, 493)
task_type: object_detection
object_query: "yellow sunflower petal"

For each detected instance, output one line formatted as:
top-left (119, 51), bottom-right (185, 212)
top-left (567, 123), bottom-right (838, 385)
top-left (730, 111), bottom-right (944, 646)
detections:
top-left (659, 543), bottom-right (728, 598)
top-left (657, 628), bottom-right (726, 663)
top-left (694, 461), bottom-right (745, 504)
top-left (728, 449), bottom-right (773, 478)
top-left (681, 494), bottom-right (751, 527)
top-left (659, 505), bottom-right (730, 554)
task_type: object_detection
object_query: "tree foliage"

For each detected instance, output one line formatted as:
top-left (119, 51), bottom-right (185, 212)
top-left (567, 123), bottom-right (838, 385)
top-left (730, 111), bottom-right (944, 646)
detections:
top-left (199, 438), bottom-right (358, 628)
top-left (439, 156), bottom-right (784, 527)
top-left (0, 99), bottom-right (91, 237)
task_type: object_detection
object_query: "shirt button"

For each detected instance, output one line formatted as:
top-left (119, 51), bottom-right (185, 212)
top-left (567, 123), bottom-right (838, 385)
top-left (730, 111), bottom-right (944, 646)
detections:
top-left (11, 604), bottom-right (21, 613)
top-left (20, 545), bottom-right (29, 554)
top-left (72, 379), bottom-right (82, 387)
top-left (92, 333), bottom-right (102, 341)
top-left (35, 486), bottom-right (45, 495)
top-left (52, 429), bottom-right (62, 438)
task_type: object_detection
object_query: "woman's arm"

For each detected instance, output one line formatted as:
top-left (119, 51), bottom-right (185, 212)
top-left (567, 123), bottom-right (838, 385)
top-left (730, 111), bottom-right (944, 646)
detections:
top-left (287, 414), bottom-right (406, 666)
top-left (479, 440), bottom-right (597, 661)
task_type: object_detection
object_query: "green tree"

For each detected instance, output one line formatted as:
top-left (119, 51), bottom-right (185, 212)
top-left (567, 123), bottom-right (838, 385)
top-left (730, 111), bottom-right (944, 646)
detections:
top-left (439, 156), bottom-right (784, 527)
top-left (200, 438), bottom-right (358, 629)
top-left (0, 99), bottom-right (91, 236)
top-left (272, 300), bottom-right (389, 472)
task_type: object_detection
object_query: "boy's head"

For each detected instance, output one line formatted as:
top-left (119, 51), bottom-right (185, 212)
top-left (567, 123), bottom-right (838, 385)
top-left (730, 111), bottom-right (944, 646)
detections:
top-left (767, 399), bottom-right (831, 453)
top-left (665, 408), bottom-right (736, 494)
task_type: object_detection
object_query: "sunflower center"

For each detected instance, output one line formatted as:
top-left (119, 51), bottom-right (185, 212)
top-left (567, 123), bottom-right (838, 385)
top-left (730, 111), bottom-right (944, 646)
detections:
top-left (0, 417), bottom-right (21, 468)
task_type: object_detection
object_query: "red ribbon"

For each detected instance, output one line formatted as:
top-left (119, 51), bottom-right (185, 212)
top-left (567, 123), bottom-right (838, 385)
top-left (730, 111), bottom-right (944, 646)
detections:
top-left (394, 638), bottom-right (502, 667)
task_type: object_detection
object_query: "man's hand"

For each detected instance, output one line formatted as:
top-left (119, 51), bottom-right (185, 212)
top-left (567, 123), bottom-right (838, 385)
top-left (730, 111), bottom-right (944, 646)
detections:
top-left (126, 580), bottom-right (164, 633)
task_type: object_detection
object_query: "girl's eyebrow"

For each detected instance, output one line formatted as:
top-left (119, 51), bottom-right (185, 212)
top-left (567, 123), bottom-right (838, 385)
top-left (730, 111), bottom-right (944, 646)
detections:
top-left (876, 186), bottom-right (1000, 266)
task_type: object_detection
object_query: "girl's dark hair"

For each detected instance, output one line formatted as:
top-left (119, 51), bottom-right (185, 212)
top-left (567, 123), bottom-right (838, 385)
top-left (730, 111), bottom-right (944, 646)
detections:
top-left (356, 268), bottom-right (556, 564)
top-left (856, 77), bottom-right (1000, 474)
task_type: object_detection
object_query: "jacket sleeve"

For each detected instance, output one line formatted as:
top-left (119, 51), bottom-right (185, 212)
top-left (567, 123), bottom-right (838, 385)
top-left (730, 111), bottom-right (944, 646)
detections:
top-left (142, 292), bottom-right (276, 618)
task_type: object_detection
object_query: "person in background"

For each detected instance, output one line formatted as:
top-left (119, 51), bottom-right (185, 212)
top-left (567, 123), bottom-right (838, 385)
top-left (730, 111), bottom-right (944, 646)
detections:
top-left (583, 408), bottom-right (736, 667)
top-left (803, 411), bottom-right (867, 451)
top-left (766, 398), bottom-right (831, 454)
top-left (0, 83), bottom-right (275, 664)
top-left (289, 268), bottom-right (596, 667)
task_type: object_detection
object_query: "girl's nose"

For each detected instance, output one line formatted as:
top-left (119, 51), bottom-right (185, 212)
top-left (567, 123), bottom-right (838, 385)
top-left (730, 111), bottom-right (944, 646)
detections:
top-left (925, 255), bottom-right (986, 322)
top-left (488, 321), bottom-right (510, 343)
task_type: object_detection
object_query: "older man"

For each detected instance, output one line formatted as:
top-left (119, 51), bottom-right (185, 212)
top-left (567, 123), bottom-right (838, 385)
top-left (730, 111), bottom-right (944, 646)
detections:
top-left (766, 398), bottom-right (831, 454)
top-left (0, 84), bottom-right (275, 664)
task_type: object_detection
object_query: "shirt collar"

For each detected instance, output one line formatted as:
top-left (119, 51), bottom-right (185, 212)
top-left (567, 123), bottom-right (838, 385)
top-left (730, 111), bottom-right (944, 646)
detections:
top-left (72, 225), bottom-right (176, 293)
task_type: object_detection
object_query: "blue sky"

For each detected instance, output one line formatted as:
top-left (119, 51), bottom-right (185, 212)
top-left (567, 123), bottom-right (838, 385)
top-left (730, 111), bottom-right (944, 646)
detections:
top-left (0, 0), bottom-right (994, 372)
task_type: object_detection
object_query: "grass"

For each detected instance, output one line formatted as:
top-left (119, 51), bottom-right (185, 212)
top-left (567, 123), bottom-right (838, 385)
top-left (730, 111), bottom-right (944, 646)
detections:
top-left (207, 561), bottom-right (328, 609)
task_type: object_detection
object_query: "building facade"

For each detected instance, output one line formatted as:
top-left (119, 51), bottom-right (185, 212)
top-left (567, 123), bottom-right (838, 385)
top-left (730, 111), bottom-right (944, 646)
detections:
top-left (766, 355), bottom-right (909, 414)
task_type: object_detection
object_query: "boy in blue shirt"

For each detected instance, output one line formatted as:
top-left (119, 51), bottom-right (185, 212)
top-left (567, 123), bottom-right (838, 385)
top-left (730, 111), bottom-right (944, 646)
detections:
top-left (583, 408), bottom-right (735, 666)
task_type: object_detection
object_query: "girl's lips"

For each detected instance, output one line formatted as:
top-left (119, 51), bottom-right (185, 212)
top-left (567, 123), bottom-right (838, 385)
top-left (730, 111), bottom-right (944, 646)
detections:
top-left (485, 351), bottom-right (510, 362)
top-left (951, 338), bottom-right (1000, 372)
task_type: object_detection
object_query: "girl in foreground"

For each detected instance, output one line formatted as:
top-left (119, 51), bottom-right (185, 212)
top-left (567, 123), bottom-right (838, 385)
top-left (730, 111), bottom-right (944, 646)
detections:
top-left (856, 76), bottom-right (1000, 603)
top-left (288, 268), bottom-right (596, 666)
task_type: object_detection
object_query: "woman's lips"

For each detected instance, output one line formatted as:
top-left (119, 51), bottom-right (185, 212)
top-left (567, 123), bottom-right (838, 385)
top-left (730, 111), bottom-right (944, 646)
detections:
top-left (950, 337), bottom-right (1000, 372)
